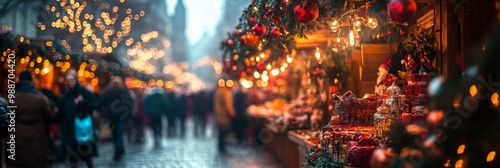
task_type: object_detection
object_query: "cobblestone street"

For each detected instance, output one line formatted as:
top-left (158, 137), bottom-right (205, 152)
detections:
top-left (52, 119), bottom-right (283, 168)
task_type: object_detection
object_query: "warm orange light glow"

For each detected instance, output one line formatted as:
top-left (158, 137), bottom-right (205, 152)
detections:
top-left (457, 144), bottom-right (465, 154)
top-left (218, 79), bottom-right (225, 87)
top-left (470, 85), bottom-right (477, 97)
top-left (491, 93), bottom-right (499, 107)
top-left (271, 69), bottom-right (279, 76)
top-left (487, 151), bottom-right (496, 162)
top-left (261, 74), bottom-right (269, 81)
top-left (226, 80), bottom-right (234, 87)
top-left (455, 159), bottom-right (463, 168)
top-left (254, 71), bottom-right (260, 79)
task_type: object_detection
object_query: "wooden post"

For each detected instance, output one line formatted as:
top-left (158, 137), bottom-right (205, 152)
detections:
top-left (433, 0), bottom-right (461, 79)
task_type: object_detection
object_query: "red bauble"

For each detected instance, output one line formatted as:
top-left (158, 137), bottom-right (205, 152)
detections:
top-left (388, 0), bottom-right (417, 23)
top-left (294, 2), bottom-right (319, 23)
top-left (227, 39), bottom-right (234, 46)
top-left (270, 28), bottom-right (280, 38)
top-left (243, 33), bottom-right (259, 46)
top-left (253, 24), bottom-right (267, 36)
top-left (248, 17), bottom-right (257, 25)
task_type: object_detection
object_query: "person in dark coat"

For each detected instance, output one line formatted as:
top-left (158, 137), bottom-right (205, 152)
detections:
top-left (131, 89), bottom-right (146, 143)
top-left (0, 97), bottom-right (9, 139)
top-left (165, 90), bottom-right (176, 136)
top-left (193, 91), bottom-right (209, 137)
top-left (5, 71), bottom-right (52, 168)
top-left (54, 70), bottom-right (98, 168)
top-left (41, 88), bottom-right (61, 163)
top-left (176, 93), bottom-right (188, 137)
top-left (146, 88), bottom-right (167, 144)
top-left (233, 86), bottom-right (249, 145)
top-left (99, 76), bottom-right (133, 161)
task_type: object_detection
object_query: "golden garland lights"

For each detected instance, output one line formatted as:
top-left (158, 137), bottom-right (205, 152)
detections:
top-left (40, 0), bottom-right (165, 75)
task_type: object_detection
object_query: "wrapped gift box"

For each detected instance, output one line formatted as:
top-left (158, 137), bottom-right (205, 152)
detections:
top-left (346, 138), bottom-right (379, 167)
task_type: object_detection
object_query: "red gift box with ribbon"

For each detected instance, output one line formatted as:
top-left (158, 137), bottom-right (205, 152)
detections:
top-left (346, 138), bottom-right (379, 167)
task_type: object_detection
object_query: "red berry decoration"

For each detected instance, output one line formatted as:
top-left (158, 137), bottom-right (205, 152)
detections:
top-left (313, 147), bottom-right (321, 153)
top-left (399, 30), bottom-right (406, 36)
top-left (311, 155), bottom-right (318, 161)
top-left (270, 28), bottom-right (280, 38)
top-left (253, 24), bottom-right (267, 36)
top-left (387, 30), bottom-right (392, 35)
top-left (388, 0), bottom-right (417, 23)
top-left (227, 39), bottom-right (234, 46)
top-left (247, 17), bottom-right (257, 25)
top-left (294, 1), bottom-right (319, 23)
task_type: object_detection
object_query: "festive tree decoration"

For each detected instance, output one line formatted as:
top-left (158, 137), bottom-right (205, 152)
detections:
top-left (294, 1), bottom-right (320, 23)
top-left (270, 27), bottom-right (281, 38)
top-left (253, 23), bottom-right (267, 36)
top-left (248, 16), bottom-right (258, 26)
top-left (242, 33), bottom-right (260, 46)
top-left (387, 0), bottom-right (417, 23)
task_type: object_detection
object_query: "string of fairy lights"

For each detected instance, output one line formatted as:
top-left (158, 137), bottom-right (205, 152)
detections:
top-left (39, 0), bottom-right (166, 75)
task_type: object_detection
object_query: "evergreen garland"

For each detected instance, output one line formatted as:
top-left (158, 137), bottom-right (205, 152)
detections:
top-left (303, 145), bottom-right (344, 168)
top-left (220, 0), bottom-right (412, 80)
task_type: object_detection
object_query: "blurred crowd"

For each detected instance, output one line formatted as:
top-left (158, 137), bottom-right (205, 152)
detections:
top-left (0, 70), bottom-right (274, 168)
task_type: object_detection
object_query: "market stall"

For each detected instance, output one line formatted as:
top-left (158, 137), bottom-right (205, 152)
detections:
top-left (219, 0), bottom-right (500, 167)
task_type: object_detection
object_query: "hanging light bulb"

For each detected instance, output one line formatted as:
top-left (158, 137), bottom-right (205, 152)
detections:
top-left (349, 29), bottom-right (355, 47)
top-left (354, 17), bottom-right (362, 32)
top-left (315, 47), bottom-right (321, 60)
top-left (367, 17), bottom-right (378, 29)
top-left (331, 20), bottom-right (340, 32)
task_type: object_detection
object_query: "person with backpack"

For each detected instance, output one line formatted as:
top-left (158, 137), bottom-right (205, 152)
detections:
top-left (54, 70), bottom-right (98, 168)
top-left (99, 76), bottom-right (133, 161)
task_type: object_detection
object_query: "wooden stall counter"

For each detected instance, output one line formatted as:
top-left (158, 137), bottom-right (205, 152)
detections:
top-left (288, 130), bottom-right (320, 168)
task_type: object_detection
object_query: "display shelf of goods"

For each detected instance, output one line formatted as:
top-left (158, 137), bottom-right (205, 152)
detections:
top-left (332, 91), bottom-right (380, 126)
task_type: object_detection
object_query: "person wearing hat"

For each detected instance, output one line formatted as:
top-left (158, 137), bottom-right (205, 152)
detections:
top-left (5, 70), bottom-right (52, 168)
